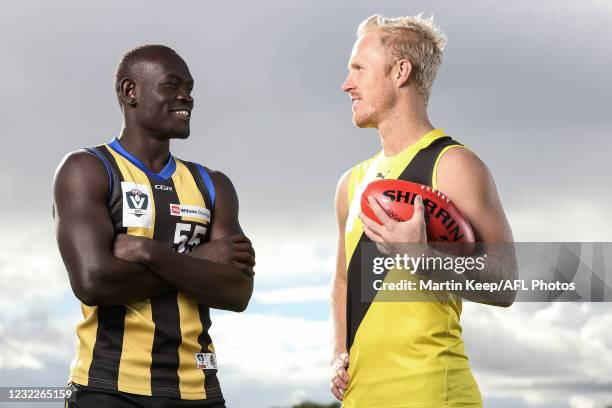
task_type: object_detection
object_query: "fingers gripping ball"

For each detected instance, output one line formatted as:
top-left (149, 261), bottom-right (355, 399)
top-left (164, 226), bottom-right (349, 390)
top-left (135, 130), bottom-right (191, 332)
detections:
top-left (360, 179), bottom-right (475, 243)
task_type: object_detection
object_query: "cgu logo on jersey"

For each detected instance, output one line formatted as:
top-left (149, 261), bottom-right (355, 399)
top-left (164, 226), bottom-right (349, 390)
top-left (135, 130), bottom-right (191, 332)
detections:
top-left (121, 182), bottom-right (153, 228)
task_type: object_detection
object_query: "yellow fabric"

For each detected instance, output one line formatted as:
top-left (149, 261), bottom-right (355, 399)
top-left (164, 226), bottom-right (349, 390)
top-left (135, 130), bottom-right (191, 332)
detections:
top-left (68, 304), bottom-right (97, 386)
top-left (172, 159), bottom-right (209, 399)
top-left (342, 129), bottom-right (482, 408)
top-left (68, 149), bottom-right (215, 399)
top-left (106, 147), bottom-right (157, 395)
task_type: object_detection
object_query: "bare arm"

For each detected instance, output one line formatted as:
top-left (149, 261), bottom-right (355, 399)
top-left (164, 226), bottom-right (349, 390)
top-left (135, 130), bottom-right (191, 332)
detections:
top-left (132, 170), bottom-right (255, 312)
top-left (432, 147), bottom-right (517, 306)
top-left (53, 151), bottom-right (172, 306)
top-left (330, 169), bottom-right (351, 401)
top-left (332, 170), bottom-right (350, 360)
top-left (437, 147), bottom-right (513, 243)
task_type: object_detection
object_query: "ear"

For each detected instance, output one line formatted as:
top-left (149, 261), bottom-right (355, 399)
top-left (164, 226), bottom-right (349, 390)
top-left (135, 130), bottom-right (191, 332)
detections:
top-left (395, 59), bottom-right (412, 88)
top-left (119, 78), bottom-right (137, 107)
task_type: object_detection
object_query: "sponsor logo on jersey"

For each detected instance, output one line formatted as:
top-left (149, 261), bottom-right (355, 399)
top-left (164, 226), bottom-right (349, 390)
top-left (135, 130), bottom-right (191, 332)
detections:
top-left (169, 204), bottom-right (210, 222)
top-left (121, 182), bottom-right (153, 228)
top-left (376, 169), bottom-right (390, 179)
top-left (194, 352), bottom-right (217, 370)
top-left (155, 184), bottom-right (173, 191)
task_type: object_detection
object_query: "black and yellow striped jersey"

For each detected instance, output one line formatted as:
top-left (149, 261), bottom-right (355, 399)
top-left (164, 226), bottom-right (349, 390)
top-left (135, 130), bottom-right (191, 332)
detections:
top-left (68, 137), bottom-right (222, 400)
top-left (342, 129), bottom-right (483, 407)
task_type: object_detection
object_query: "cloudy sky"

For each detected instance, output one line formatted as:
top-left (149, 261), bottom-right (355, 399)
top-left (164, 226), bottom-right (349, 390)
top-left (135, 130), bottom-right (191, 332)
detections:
top-left (1, 1), bottom-right (611, 407)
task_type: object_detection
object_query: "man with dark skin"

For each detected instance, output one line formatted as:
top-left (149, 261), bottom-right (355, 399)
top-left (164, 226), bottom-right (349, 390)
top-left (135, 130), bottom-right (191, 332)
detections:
top-left (53, 45), bottom-right (254, 407)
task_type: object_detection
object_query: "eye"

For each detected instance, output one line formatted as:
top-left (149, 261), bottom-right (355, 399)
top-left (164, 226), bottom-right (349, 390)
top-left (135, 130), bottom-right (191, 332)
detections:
top-left (163, 80), bottom-right (178, 88)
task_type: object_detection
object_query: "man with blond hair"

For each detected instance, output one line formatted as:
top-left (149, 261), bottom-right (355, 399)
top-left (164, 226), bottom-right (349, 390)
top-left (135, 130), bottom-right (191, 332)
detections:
top-left (330, 14), bottom-right (515, 407)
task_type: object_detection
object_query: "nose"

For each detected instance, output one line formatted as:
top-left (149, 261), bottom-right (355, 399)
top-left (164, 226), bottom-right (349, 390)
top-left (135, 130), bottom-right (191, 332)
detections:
top-left (341, 74), bottom-right (354, 93)
top-left (178, 89), bottom-right (194, 105)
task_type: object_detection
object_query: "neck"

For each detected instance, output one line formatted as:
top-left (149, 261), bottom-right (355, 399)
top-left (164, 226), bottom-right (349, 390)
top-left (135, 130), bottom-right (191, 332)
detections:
top-left (377, 96), bottom-right (434, 157)
top-left (118, 123), bottom-right (171, 172)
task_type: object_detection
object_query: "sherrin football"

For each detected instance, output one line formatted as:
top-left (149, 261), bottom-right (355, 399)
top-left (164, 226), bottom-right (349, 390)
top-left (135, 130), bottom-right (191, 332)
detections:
top-left (360, 179), bottom-right (475, 243)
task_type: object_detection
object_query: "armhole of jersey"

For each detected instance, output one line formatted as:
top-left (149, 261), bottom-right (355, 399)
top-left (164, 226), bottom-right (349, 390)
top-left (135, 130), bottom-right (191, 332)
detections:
top-left (83, 147), bottom-right (113, 200)
top-left (346, 167), bottom-right (357, 207)
top-left (196, 164), bottom-right (216, 208)
top-left (431, 144), bottom-right (467, 190)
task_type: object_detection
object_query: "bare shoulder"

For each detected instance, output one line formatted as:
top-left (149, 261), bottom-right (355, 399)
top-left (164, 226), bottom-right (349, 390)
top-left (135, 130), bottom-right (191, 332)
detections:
top-left (336, 168), bottom-right (353, 199)
top-left (437, 146), bottom-right (512, 242)
top-left (335, 167), bottom-right (353, 222)
top-left (207, 168), bottom-right (232, 186)
top-left (203, 168), bottom-right (243, 238)
top-left (54, 150), bottom-right (109, 197)
top-left (438, 146), bottom-right (490, 181)
top-left (56, 150), bottom-right (106, 174)
top-left (436, 146), bottom-right (496, 197)
top-left (206, 168), bottom-right (237, 201)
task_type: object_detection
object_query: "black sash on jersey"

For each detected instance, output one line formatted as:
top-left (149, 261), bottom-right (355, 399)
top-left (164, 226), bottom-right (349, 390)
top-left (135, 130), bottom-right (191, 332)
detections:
top-left (346, 136), bottom-right (462, 351)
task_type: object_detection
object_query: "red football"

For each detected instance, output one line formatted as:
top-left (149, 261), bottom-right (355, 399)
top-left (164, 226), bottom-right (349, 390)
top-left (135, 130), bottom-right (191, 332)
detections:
top-left (361, 179), bottom-right (475, 243)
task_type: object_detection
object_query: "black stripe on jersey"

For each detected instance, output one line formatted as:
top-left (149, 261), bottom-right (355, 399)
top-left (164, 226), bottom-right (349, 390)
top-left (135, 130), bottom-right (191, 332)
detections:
top-left (86, 145), bottom-right (129, 389)
top-left (397, 136), bottom-right (462, 186)
top-left (198, 304), bottom-right (221, 396)
top-left (346, 136), bottom-right (462, 351)
top-left (182, 161), bottom-right (220, 396)
top-left (94, 145), bottom-right (127, 234)
top-left (148, 175), bottom-right (182, 398)
top-left (182, 161), bottom-right (212, 207)
top-left (182, 161), bottom-right (214, 227)
top-left (87, 305), bottom-right (127, 389)
top-left (346, 234), bottom-right (373, 351)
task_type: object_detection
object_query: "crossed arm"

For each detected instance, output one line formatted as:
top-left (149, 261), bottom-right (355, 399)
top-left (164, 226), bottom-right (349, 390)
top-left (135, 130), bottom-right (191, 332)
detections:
top-left (53, 151), bottom-right (254, 311)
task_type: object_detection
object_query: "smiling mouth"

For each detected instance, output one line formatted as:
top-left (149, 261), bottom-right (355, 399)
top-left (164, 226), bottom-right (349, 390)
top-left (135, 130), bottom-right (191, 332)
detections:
top-left (172, 109), bottom-right (191, 119)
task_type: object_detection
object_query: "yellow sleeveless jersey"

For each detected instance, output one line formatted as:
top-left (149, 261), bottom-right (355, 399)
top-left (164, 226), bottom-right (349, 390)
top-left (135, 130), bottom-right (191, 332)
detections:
top-left (342, 129), bottom-right (482, 408)
top-left (68, 138), bottom-right (222, 400)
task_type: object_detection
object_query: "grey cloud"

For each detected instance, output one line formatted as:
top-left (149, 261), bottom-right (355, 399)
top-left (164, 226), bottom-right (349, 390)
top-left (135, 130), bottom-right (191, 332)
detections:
top-left (461, 302), bottom-right (612, 406)
top-left (1, 1), bottom-right (611, 406)
top-left (1, 0), bottom-right (611, 219)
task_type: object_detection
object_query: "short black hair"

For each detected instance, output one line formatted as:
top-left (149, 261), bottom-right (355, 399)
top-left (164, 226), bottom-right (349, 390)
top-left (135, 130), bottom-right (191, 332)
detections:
top-left (114, 44), bottom-right (180, 102)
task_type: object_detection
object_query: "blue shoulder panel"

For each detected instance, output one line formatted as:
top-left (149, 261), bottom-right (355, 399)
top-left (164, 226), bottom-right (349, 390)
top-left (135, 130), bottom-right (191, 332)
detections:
top-left (108, 137), bottom-right (176, 181)
top-left (196, 164), bottom-right (216, 208)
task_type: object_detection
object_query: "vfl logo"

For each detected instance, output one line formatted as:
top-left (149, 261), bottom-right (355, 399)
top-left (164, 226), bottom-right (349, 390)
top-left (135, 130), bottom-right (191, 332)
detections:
top-left (121, 182), bottom-right (152, 228)
top-left (126, 189), bottom-right (149, 217)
